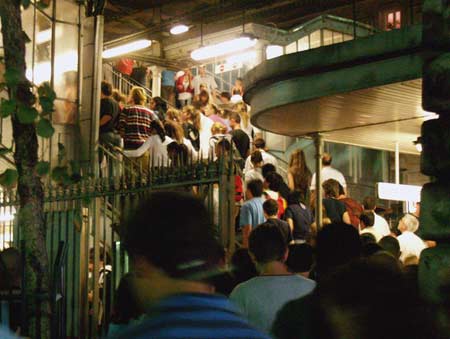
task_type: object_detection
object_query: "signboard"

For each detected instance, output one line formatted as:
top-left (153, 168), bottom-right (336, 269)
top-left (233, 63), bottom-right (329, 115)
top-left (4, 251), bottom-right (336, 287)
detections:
top-left (215, 61), bottom-right (242, 74)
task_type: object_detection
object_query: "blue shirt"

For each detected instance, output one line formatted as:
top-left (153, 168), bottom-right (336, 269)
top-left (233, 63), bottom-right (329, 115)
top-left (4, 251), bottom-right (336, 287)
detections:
top-left (240, 197), bottom-right (265, 229)
top-left (109, 293), bottom-right (269, 339)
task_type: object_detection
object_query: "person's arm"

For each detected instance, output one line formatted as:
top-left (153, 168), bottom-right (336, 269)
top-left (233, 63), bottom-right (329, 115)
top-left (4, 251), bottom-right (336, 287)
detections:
top-left (242, 224), bottom-right (251, 248)
top-left (287, 218), bottom-right (294, 233)
top-left (240, 204), bottom-right (252, 248)
top-left (342, 211), bottom-right (351, 225)
top-left (100, 114), bottom-right (112, 127)
top-left (287, 172), bottom-right (295, 191)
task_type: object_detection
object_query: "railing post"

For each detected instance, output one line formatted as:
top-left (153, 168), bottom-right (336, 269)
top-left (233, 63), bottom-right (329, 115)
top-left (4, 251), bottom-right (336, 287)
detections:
top-left (314, 133), bottom-right (323, 230)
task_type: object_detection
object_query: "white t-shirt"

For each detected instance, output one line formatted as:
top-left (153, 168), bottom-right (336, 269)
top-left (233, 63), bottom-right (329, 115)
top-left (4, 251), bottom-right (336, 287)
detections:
top-left (243, 150), bottom-right (278, 174)
top-left (199, 114), bottom-right (214, 159)
top-left (193, 74), bottom-right (218, 95)
top-left (360, 226), bottom-right (383, 242)
top-left (398, 231), bottom-right (427, 263)
top-left (310, 166), bottom-right (347, 190)
top-left (183, 137), bottom-right (198, 160)
top-left (123, 135), bottom-right (173, 164)
top-left (244, 168), bottom-right (264, 184)
top-left (230, 275), bottom-right (316, 334)
top-left (373, 213), bottom-right (391, 238)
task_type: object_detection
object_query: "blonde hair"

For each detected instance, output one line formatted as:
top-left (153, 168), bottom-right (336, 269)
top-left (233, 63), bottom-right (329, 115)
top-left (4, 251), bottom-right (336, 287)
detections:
top-left (183, 105), bottom-right (201, 131)
top-left (233, 102), bottom-right (249, 128)
top-left (129, 86), bottom-right (147, 105)
top-left (206, 103), bottom-right (220, 117)
top-left (166, 108), bottom-right (181, 123)
top-left (211, 122), bottom-right (226, 135)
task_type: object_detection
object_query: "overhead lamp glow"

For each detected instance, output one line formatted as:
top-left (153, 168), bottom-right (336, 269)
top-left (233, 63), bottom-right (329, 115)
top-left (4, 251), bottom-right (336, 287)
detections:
top-left (170, 24), bottom-right (189, 35)
top-left (191, 37), bottom-right (258, 61)
top-left (266, 45), bottom-right (283, 60)
top-left (103, 39), bottom-right (152, 59)
top-left (377, 182), bottom-right (422, 202)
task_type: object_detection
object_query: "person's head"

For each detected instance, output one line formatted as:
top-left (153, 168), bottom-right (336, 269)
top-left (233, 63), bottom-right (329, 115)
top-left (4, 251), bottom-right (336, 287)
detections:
top-left (398, 214), bottom-right (419, 233)
top-left (249, 223), bottom-right (288, 267)
top-left (215, 138), bottom-right (231, 158)
top-left (211, 122), bottom-right (226, 135)
top-left (250, 150), bottom-right (263, 168)
top-left (123, 192), bottom-right (221, 287)
top-left (322, 152), bottom-right (332, 166)
top-left (165, 108), bottom-right (181, 123)
top-left (363, 196), bottom-right (377, 211)
top-left (287, 190), bottom-right (303, 205)
top-left (264, 172), bottom-right (284, 192)
top-left (205, 103), bottom-right (220, 117)
top-left (220, 92), bottom-right (231, 104)
top-left (150, 96), bottom-right (167, 113)
top-left (199, 90), bottom-right (209, 105)
top-left (231, 248), bottom-right (257, 284)
top-left (263, 199), bottom-right (278, 218)
top-left (253, 138), bottom-right (266, 150)
top-left (112, 89), bottom-right (126, 105)
top-left (167, 142), bottom-right (189, 166)
top-left (338, 183), bottom-right (346, 197)
top-left (315, 222), bottom-right (361, 278)
top-left (128, 86), bottom-right (147, 105)
top-left (0, 247), bottom-right (22, 288)
top-left (322, 179), bottom-right (340, 198)
top-left (359, 211), bottom-right (375, 228)
top-left (164, 120), bottom-right (184, 144)
top-left (246, 179), bottom-right (263, 199)
top-left (286, 243), bottom-right (314, 274)
top-left (362, 242), bottom-right (383, 257)
top-left (360, 233), bottom-right (376, 246)
top-left (378, 236), bottom-right (401, 259)
top-left (235, 77), bottom-right (243, 87)
top-left (262, 164), bottom-right (276, 179)
top-left (150, 120), bottom-right (166, 142)
top-left (229, 111), bottom-right (241, 129)
top-left (101, 81), bottom-right (113, 98)
top-left (182, 105), bottom-right (201, 130)
top-left (289, 149), bottom-right (308, 169)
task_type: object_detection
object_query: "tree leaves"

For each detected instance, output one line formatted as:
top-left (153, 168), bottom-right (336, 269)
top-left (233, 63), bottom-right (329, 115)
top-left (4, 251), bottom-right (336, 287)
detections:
top-left (0, 99), bottom-right (16, 118)
top-left (37, 82), bottom-right (56, 102)
top-left (51, 165), bottom-right (70, 184)
top-left (21, 0), bottom-right (32, 9)
top-left (4, 68), bottom-right (21, 87)
top-left (36, 161), bottom-right (50, 176)
top-left (0, 169), bottom-right (18, 188)
top-left (57, 143), bottom-right (66, 164)
top-left (36, 118), bottom-right (54, 138)
top-left (17, 105), bottom-right (38, 124)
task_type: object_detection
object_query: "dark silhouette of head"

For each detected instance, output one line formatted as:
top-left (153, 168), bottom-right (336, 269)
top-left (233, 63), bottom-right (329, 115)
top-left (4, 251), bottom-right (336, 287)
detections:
top-left (249, 223), bottom-right (287, 265)
top-left (286, 243), bottom-right (314, 273)
top-left (379, 236), bottom-right (401, 259)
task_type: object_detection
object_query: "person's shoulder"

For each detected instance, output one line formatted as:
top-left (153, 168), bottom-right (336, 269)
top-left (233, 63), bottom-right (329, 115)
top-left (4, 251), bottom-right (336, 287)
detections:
top-left (230, 277), bottom-right (258, 298)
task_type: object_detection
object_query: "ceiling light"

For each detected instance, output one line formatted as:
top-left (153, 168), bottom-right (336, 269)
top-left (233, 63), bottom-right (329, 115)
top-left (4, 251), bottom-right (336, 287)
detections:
top-left (36, 29), bottom-right (51, 44)
top-left (377, 182), bottom-right (422, 202)
top-left (266, 45), bottom-right (283, 60)
top-left (191, 36), bottom-right (258, 61)
top-left (170, 24), bottom-right (189, 35)
top-left (103, 39), bottom-right (152, 59)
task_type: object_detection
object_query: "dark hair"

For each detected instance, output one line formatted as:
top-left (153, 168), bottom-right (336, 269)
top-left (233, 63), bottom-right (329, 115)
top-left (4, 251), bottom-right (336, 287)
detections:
top-left (229, 111), bottom-right (241, 124)
top-left (286, 243), bottom-right (314, 273)
top-left (322, 152), bottom-right (332, 166)
top-left (363, 196), bottom-right (376, 210)
top-left (167, 142), bottom-right (188, 166)
top-left (287, 190), bottom-right (302, 205)
top-left (263, 199), bottom-right (278, 217)
top-left (150, 120), bottom-right (166, 142)
top-left (262, 164), bottom-right (276, 178)
top-left (254, 138), bottom-right (266, 149)
top-left (360, 211), bottom-right (375, 227)
top-left (247, 179), bottom-right (263, 198)
top-left (315, 223), bottom-right (361, 278)
top-left (379, 236), bottom-right (400, 259)
top-left (101, 81), bottom-right (113, 96)
top-left (338, 183), bottom-right (345, 196)
top-left (362, 242), bottom-right (383, 257)
top-left (123, 191), bottom-right (220, 279)
top-left (322, 179), bottom-right (340, 198)
top-left (152, 96), bottom-right (167, 119)
top-left (265, 172), bottom-right (290, 200)
top-left (164, 120), bottom-right (184, 144)
top-left (231, 249), bottom-right (257, 285)
top-left (249, 223), bottom-right (287, 264)
top-left (360, 233), bottom-right (376, 246)
top-left (111, 273), bottom-right (145, 324)
top-left (220, 91), bottom-right (231, 100)
top-left (250, 150), bottom-right (263, 165)
top-left (289, 149), bottom-right (312, 196)
top-left (216, 138), bottom-right (231, 153)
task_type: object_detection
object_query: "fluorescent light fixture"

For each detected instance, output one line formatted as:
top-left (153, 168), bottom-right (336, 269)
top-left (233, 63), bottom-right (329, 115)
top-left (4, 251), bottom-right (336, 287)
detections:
top-left (36, 29), bottom-right (51, 44)
top-left (103, 39), bottom-right (152, 59)
top-left (266, 45), bottom-right (283, 60)
top-left (191, 36), bottom-right (258, 61)
top-left (170, 24), bottom-right (189, 35)
top-left (377, 182), bottom-right (422, 202)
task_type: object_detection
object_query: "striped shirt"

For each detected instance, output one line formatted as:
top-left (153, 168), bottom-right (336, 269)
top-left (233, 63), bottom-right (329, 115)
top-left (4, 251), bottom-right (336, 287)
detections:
top-left (119, 105), bottom-right (158, 150)
top-left (110, 293), bottom-right (270, 339)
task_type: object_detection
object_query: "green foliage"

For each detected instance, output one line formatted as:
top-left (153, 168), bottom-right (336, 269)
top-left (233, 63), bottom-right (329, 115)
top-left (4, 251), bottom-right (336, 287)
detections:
top-left (17, 105), bottom-right (38, 124)
top-left (0, 147), bottom-right (12, 156)
top-left (36, 0), bottom-right (50, 9)
top-left (57, 142), bottom-right (66, 164)
top-left (38, 82), bottom-right (56, 115)
top-left (4, 68), bottom-right (21, 87)
top-left (0, 99), bottom-right (15, 118)
top-left (0, 169), bottom-right (18, 188)
top-left (36, 118), bottom-right (55, 138)
top-left (36, 161), bottom-right (50, 176)
top-left (51, 165), bottom-right (70, 184)
top-left (21, 0), bottom-right (32, 9)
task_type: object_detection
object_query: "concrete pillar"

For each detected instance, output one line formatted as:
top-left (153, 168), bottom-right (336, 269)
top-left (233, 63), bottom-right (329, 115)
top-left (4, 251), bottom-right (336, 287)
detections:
top-left (418, 1), bottom-right (450, 329)
top-left (254, 40), bottom-right (267, 67)
top-left (150, 65), bottom-right (162, 97)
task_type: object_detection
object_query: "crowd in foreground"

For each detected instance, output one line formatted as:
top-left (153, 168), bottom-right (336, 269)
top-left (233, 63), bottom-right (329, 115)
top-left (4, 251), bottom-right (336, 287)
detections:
top-left (102, 190), bottom-right (446, 339)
